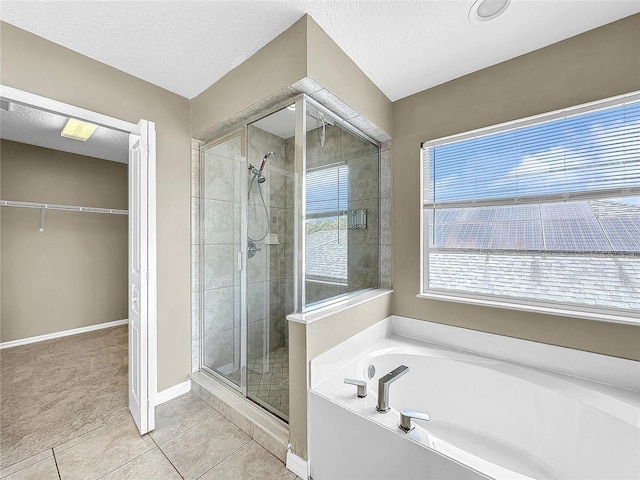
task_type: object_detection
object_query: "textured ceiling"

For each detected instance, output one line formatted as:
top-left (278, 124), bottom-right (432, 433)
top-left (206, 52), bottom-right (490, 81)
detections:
top-left (0, 102), bottom-right (129, 163)
top-left (1, 1), bottom-right (637, 102)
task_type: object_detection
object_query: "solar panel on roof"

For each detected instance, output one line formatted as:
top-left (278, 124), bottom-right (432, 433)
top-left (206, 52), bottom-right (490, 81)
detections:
top-left (491, 221), bottom-right (542, 250)
top-left (543, 218), bottom-right (611, 251)
top-left (435, 208), bottom-right (462, 224)
top-left (458, 207), bottom-right (497, 222)
top-left (496, 204), bottom-right (540, 221)
top-left (540, 202), bottom-right (593, 220)
top-left (599, 217), bottom-right (640, 252)
top-left (430, 224), bottom-right (455, 248)
top-left (429, 200), bottom-right (639, 253)
top-left (447, 223), bottom-right (493, 248)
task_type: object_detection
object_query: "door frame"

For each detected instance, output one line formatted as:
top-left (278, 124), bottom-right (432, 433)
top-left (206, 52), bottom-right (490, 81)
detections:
top-left (0, 84), bottom-right (158, 431)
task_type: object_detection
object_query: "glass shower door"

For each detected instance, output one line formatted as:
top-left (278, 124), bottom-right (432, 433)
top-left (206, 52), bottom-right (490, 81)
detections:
top-left (201, 134), bottom-right (243, 387)
top-left (245, 106), bottom-right (295, 421)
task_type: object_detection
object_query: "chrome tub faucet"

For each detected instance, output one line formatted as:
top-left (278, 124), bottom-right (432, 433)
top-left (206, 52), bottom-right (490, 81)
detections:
top-left (377, 365), bottom-right (409, 413)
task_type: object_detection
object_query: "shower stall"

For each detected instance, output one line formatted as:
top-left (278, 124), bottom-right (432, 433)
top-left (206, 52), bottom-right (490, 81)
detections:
top-left (198, 96), bottom-right (380, 421)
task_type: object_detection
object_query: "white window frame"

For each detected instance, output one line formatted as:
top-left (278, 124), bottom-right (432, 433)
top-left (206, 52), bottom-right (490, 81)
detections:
top-left (418, 91), bottom-right (640, 326)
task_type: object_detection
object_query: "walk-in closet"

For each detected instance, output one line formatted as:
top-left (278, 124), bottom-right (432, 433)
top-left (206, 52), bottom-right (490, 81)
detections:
top-left (0, 100), bottom-right (130, 468)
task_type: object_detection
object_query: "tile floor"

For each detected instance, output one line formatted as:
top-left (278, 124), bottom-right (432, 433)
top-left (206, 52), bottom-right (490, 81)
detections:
top-left (1, 392), bottom-right (302, 480)
top-left (1, 327), bottom-right (301, 479)
top-left (0, 326), bottom-right (129, 468)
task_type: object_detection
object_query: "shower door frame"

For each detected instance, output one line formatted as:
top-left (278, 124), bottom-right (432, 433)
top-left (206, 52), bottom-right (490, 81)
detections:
top-left (199, 129), bottom-right (249, 396)
top-left (198, 93), bottom-right (381, 420)
top-left (199, 96), bottom-right (306, 420)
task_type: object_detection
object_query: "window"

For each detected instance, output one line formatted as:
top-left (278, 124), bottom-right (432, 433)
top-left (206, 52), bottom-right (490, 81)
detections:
top-left (421, 92), bottom-right (640, 324)
top-left (305, 163), bottom-right (349, 283)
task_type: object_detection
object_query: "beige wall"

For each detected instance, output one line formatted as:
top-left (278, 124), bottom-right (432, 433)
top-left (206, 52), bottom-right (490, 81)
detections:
top-left (392, 14), bottom-right (640, 361)
top-left (191, 15), bottom-right (393, 140)
top-left (191, 16), bottom-right (307, 136)
top-left (1, 141), bottom-right (128, 341)
top-left (0, 22), bottom-right (192, 390)
top-left (306, 17), bottom-right (393, 137)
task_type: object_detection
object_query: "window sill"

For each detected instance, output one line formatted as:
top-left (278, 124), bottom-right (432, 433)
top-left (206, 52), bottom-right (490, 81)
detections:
top-left (417, 291), bottom-right (639, 326)
top-left (287, 289), bottom-right (393, 325)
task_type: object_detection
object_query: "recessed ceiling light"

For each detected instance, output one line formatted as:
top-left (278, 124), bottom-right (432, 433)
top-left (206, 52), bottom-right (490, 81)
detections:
top-left (287, 104), bottom-right (296, 111)
top-left (61, 118), bottom-right (98, 141)
top-left (469, 0), bottom-right (511, 23)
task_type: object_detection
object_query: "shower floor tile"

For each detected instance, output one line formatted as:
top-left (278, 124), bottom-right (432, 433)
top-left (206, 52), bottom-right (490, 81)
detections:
top-left (248, 346), bottom-right (289, 418)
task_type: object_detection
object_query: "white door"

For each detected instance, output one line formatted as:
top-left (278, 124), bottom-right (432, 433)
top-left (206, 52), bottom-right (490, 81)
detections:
top-left (128, 119), bottom-right (157, 434)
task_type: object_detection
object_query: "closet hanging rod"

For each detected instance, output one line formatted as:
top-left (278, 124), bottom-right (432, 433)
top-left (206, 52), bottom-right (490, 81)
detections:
top-left (0, 199), bottom-right (128, 215)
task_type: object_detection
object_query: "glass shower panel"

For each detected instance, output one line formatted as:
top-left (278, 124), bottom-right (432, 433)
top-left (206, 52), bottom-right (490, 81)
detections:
top-left (245, 106), bottom-right (295, 420)
top-left (304, 105), bottom-right (380, 308)
top-left (201, 134), bottom-right (243, 387)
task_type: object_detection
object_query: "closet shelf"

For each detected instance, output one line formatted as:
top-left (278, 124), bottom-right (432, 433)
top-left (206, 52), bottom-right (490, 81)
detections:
top-left (0, 199), bottom-right (128, 215)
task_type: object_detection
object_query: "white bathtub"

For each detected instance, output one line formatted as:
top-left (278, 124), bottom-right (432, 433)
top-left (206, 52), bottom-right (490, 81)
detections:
top-left (308, 317), bottom-right (640, 480)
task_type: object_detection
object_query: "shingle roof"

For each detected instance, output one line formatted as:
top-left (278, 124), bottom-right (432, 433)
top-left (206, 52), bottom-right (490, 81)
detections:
top-left (306, 230), bottom-right (347, 280)
top-left (428, 199), bottom-right (640, 311)
top-left (430, 252), bottom-right (640, 310)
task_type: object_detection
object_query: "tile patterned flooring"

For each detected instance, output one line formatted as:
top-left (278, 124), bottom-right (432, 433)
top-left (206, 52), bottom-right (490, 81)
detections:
top-left (1, 393), bottom-right (300, 479)
top-left (0, 326), bottom-right (129, 468)
top-left (0, 328), bottom-right (301, 480)
top-left (247, 347), bottom-right (289, 418)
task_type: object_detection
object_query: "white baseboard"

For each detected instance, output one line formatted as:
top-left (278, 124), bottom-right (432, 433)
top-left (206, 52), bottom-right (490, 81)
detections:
top-left (156, 380), bottom-right (192, 406)
top-left (286, 451), bottom-right (308, 479)
top-left (0, 319), bottom-right (129, 350)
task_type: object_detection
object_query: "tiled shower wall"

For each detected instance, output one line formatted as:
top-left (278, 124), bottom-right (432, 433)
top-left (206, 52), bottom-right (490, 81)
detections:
top-left (201, 137), bottom-right (243, 376)
top-left (192, 85), bottom-right (393, 374)
top-left (297, 122), bottom-right (387, 305)
top-left (191, 139), bottom-right (202, 373)
top-left (246, 126), bottom-right (294, 362)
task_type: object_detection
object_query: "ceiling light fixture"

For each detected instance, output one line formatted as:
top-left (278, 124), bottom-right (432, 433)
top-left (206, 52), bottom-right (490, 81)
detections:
top-left (469, 0), bottom-right (511, 23)
top-left (286, 104), bottom-right (296, 111)
top-left (61, 118), bottom-right (98, 141)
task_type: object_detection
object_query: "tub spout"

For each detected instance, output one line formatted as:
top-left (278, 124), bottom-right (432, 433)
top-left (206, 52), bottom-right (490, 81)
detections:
top-left (377, 365), bottom-right (409, 413)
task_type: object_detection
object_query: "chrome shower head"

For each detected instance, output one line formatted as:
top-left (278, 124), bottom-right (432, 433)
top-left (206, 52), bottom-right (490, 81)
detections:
top-left (257, 174), bottom-right (266, 184)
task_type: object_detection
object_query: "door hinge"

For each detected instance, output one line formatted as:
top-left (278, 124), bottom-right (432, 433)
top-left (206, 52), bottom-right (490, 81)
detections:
top-left (147, 400), bottom-right (150, 410)
top-left (146, 271), bottom-right (150, 283)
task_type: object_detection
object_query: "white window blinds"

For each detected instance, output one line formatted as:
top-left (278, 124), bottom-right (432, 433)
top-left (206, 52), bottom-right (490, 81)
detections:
top-left (423, 96), bottom-right (640, 207)
top-left (420, 92), bottom-right (640, 323)
top-left (306, 164), bottom-right (349, 216)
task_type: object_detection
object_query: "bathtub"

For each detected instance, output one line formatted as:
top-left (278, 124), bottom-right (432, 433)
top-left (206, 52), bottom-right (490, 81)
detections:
top-left (308, 317), bottom-right (640, 480)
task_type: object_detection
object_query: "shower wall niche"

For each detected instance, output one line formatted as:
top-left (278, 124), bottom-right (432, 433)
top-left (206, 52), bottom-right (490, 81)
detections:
top-left (196, 96), bottom-right (381, 422)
